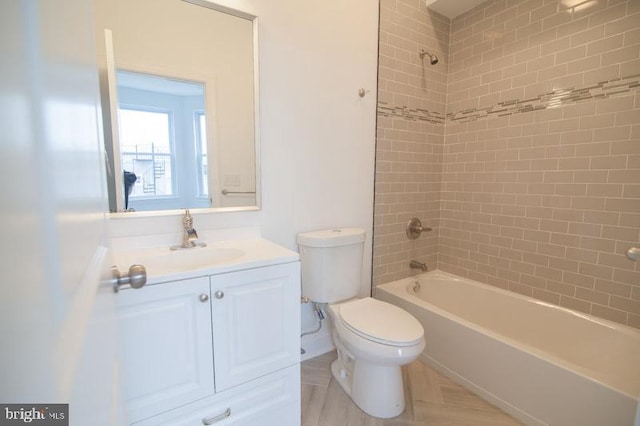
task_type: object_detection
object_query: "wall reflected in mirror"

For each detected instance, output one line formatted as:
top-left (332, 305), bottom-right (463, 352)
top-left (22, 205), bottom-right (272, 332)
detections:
top-left (94, 0), bottom-right (259, 213)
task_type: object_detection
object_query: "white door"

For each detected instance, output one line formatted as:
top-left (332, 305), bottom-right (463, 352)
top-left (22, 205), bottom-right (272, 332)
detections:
top-left (117, 277), bottom-right (214, 423)
top-left (211, 263), bottom-right (301, 391)
top-left (0, 1), bottom-right (123, 424)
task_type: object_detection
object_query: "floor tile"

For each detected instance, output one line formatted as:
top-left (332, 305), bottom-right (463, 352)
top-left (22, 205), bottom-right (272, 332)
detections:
top-left (301, 351), bottom-right (522, 426)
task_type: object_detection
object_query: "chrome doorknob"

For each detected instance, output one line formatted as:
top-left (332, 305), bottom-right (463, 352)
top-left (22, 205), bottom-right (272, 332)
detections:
top-left (199, 294), bottom-right (209, 302)
top-left (111, 264), bottom-right (147, 293)
top-left (214, 291), bottom-right (224, 299)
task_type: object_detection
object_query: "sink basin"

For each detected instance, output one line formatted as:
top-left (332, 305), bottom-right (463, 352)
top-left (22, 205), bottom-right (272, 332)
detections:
top-left (114, 245), bottom-right (245, 277)
top-left (150, 246), bottom-right (245, 271)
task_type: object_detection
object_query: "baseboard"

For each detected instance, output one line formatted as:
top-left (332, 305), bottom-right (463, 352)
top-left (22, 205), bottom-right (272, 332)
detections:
top-left (301, 332), bottom-right (334, 362)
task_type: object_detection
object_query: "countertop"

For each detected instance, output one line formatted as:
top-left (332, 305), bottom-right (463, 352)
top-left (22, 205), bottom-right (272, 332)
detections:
top-left (112, 238), bottom-right (299, 285)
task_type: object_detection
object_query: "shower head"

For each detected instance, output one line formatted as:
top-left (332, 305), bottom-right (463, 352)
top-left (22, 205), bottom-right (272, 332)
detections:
top-left (419, 49), bottom-right (439, 65)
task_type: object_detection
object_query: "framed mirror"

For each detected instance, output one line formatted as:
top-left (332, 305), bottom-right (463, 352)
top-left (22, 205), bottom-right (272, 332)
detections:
top-left (94, 0), bottom-right (260, 213)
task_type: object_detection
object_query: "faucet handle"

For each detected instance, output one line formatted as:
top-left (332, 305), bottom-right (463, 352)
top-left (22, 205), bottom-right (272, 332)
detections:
top-left (183, 209), bottom-right (193, 227)
top-left (406, 217), bottom-right (432, 240)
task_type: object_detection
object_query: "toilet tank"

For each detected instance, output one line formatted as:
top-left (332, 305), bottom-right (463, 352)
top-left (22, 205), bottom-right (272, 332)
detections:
top-left (297, 228), bottom-right (366, 303)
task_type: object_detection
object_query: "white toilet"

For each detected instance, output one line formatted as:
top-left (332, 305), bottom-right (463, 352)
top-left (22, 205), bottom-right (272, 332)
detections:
top-left (297, 228), bottom-right (425, 419)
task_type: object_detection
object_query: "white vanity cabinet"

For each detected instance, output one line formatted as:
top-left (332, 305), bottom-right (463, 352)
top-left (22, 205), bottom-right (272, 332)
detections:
top-left (117, 260), bottom-right (301, 426)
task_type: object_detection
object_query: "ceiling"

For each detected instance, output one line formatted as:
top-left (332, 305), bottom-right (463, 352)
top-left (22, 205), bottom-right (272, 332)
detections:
top-left (425, 0), bottom-right (490, 19)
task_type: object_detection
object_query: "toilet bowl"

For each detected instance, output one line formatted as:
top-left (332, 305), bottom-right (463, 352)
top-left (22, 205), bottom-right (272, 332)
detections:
top-left (328, 297), bottom-right (425, 418)
top-left (297, 228), bottom-right (425, 418)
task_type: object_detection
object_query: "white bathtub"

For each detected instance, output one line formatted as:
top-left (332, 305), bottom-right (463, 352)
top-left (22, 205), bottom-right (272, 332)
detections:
top-left (376, 270), bottom-right (640, 426)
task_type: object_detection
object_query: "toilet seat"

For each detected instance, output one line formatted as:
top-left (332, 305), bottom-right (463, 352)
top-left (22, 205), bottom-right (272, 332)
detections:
top-left (338, 297), bottom-right (423, 347)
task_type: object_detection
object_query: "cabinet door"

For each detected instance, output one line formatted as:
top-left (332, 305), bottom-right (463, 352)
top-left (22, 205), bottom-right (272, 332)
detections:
top-left (118, 276), bottom-right (214, 423)
top-left (211, 262), bottom-right (300, 391)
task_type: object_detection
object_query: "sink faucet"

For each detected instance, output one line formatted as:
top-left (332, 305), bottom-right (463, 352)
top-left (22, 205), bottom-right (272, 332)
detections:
top-left (171, 209), bottom-right (206, 250)
top-left (182, 209), bottom-right (198, 247)
top-left (410, 260), bottom-right (428, 272)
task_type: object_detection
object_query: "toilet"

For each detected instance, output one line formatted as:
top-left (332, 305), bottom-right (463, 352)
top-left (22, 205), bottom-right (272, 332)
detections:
top-left (297, 228), bottom-right (425, 419)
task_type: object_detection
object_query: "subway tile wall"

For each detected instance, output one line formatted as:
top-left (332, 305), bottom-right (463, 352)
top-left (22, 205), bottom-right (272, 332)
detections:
top-left (374, 0), bottom-right (449, 286)
top-left (374, 0), bottom-right (640, 328)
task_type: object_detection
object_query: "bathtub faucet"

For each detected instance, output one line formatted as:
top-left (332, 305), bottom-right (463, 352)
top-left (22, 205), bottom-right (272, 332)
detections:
top-left (410, 260), bottom-right (428, 272)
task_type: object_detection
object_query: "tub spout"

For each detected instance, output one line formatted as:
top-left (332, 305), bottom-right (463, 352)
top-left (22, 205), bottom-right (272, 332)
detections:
top-left (410, 260), bottom-right (428, 272)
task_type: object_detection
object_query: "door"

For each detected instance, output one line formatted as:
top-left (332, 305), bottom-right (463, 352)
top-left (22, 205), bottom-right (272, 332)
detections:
top-left (118, 277), bottom-right (214, 423)
top-left (211, 263), bottom-right (300, 391)
top-left (0, 1), bottom-right (123, 424)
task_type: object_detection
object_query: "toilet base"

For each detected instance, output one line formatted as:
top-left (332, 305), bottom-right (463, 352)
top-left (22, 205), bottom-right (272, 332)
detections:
top-left (331, 356), bottom-right (405, 419)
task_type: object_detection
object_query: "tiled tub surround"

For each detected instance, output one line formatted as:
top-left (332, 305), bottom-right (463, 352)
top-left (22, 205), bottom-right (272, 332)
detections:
top-left (374, 0), bottom-right (449, 287)
top-left (441, 0), bottom-right (640, 328)
top-left (440, 86), bottom-right (640, 327)
top-left (374, 0), bottom-right (640, 328)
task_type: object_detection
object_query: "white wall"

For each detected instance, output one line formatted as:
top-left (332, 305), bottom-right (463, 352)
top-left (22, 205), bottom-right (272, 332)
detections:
top-left (219, 0), bottom-right (380, 349)
top-left (255, 1), bottom-right (379, 280)
top-left (107, 0), bottom-right (380, 353)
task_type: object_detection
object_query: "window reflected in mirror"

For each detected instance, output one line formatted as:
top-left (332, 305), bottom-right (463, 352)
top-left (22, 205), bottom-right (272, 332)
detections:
top-left (117, 70), bottom-right (208, 211)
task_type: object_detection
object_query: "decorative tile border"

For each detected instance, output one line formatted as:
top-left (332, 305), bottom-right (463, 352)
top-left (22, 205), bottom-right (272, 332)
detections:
top-left (447, 74), bottom-right (640, 123)
top-left (378, 74), bottom-right (640, 125)
top-left (377, 103), bottom-right (445, 124)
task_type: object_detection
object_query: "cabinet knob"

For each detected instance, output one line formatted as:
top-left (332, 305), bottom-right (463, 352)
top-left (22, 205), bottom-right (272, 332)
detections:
top-left (199, 294), bottom-right (209, 303)
top-left (214, 291), bottom-right (224, 299)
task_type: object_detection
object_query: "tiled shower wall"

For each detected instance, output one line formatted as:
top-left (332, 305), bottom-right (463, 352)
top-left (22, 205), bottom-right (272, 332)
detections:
top-left (374, 0), bottom-right (449, 286)
top-left (441, 0), bottom-right (640, 327)
top-left (374, 0), bottom-right (640, 328)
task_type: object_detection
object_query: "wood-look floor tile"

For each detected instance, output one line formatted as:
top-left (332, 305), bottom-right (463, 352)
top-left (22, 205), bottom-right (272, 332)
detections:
top-left (301, 351), bottom-right (522, 426)
top-left (302, 362), bottom-right (333, 387)
top-left (302, 383), bottom-right (327, 426)
top-left (412, 401), bottom-right (521, 426)
top-left (317, 379), bottom-right (381, 426)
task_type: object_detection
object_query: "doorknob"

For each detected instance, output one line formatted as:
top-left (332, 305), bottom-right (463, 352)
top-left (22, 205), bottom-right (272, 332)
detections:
top-left (111, 264), bottom-right (147, 293)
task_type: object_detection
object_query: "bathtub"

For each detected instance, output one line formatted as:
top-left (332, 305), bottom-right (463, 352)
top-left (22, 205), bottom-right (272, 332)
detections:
top-left (376, 270), bottom-right (640, 426)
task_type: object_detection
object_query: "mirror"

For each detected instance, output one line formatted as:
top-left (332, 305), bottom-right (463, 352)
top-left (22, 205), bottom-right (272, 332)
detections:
top-left (94, 0), bottom-right (259, 213)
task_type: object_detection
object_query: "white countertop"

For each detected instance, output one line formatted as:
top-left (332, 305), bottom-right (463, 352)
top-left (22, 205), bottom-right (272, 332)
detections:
top-left (113, 238), bottom-right (299, 285)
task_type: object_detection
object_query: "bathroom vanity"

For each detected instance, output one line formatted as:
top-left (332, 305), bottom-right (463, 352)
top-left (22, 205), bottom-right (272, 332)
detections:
top-left (114, 239), bottom-right (300, 425)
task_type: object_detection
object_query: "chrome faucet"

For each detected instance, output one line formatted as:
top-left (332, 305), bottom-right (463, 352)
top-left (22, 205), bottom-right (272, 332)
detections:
top-left (171, 209), bottom-right (206, 250)
top-left (410, 260), bottom-right (428, 272)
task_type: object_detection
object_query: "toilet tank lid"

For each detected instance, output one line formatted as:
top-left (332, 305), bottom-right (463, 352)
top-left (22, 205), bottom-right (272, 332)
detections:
top-left (297, 228), bottom-right (365, 248)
